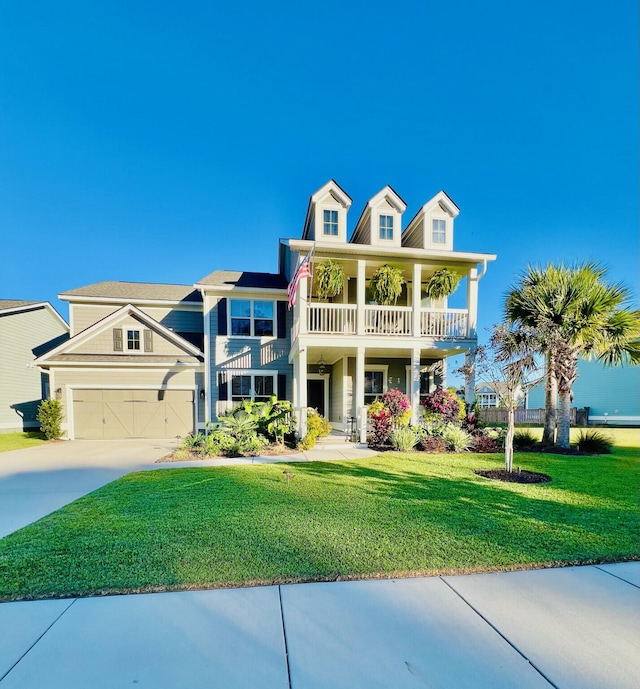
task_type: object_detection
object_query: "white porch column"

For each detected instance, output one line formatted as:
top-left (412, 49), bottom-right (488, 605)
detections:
top-left (355, 346), bottom-right (366, 442)
top-left (297, 348), bottom-right (308, 437)
top-left (464, 349), bottom-right (476, 411)
top-left (298, 273), bottom-right (309, 335)
top-left (467, 266), bottom-right (479, 338)
top-left (412, 263), bottom-right (422, 337)
top-left (356, 259), bottom-right (366, 336)
top-left (411, 348), bottom-right (421, 424)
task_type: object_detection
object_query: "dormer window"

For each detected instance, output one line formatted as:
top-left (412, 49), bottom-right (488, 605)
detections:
top-left (432, 219), bottom-right (446, 244)
top-left (379, 215), bottom-right (394, 241)
top-left (323, 210), bottom-right (339, 236)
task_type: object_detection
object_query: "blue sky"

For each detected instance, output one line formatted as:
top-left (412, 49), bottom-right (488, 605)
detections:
top-left (1, 0), bottom-right (637, 341)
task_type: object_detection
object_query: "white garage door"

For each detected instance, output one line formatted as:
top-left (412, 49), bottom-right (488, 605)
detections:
top-left (73, 389), bottom-right (194, 439)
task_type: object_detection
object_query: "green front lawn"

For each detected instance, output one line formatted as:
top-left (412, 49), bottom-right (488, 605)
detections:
top-left (0, 435), bottom-right (638, 601)
top-left (0, 431), bottom-right (47, 453)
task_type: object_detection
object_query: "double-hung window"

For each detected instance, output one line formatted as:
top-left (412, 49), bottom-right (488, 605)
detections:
top-left (231, 373), bottom-right (274, 402)
top-left (127, 330), bottom-right (140, 350)
top-left (432, 219), bottom-right (446, 244)
top-left (323, 209), bottom-right (338, 236)
top-left (379, 215), bottom-right (394, 240)
top-left (230, 300), bottom-right (274, 337)
top-left (364, 369), bottom-right (386, 405)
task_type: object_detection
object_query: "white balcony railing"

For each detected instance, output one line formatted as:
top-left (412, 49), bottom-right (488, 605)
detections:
top-left (364, 305), bottom-right (412, 335)
top-left (420, 308), bottom-right (468, 337)
top-left (306, 303), bottom-right (469, 338)
top-left (308, 303), bottom-right (357, 334)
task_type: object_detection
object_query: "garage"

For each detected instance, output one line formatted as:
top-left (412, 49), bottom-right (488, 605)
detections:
top-left (72, 389), bottom-right (195, 439)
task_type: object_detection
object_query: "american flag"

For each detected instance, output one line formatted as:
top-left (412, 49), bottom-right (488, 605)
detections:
top-left (287, 250), bottom-right (313, 308)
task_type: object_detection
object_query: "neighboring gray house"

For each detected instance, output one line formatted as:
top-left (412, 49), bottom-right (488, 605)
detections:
top-left (527, 358), bottom-right (640, 425)
top-left (0, 300), bottom-right (69, 432)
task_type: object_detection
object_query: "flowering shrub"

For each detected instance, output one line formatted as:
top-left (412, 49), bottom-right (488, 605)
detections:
top-left (368, 400), bottom-right (392, 446)
top-left (380, 389), bottom-right (411, 424)
top-left (421, 389), bottom-right (461, 425)
top-left (368, 389), bottom-right (411, 446)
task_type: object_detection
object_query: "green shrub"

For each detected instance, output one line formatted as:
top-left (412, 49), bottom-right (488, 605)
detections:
top-left (298, 431), bottom-right (318, 450)
top-left (389, 426), bottom-right (419, 452)
top-left (36, 399), bottom-right (63, 440)
top-left (307, 409), bottom-right (331, 438)
top-left (574, 430), bottom-right (613, 454)
top-left (180, 432), bottom-right (205, 450)
top-left (440, 424), bottom-right (472, 452)
top-left (513, 430), bottom-right (538, 450)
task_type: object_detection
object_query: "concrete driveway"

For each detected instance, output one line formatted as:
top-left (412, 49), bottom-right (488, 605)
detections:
top-left (0, 440), bottom-right (175, 538)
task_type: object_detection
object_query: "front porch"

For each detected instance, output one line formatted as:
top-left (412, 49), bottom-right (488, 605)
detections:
top-left (290, 345), bottom-right (471, 442)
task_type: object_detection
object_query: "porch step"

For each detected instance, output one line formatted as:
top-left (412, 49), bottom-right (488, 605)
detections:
top-left (314, 432), bottom-right (368, 450)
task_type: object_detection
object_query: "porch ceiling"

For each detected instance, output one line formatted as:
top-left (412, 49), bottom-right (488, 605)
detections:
top-left (304, 345), bottom-right (466, 365)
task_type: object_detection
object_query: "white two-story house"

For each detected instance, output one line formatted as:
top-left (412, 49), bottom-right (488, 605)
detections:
top-left (37, 181), bottom-right (495, 440)
top-left (198, 180), bottom-right (495, 441)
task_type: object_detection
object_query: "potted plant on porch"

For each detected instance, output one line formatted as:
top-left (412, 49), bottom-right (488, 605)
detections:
top-left (423, 268), bottom-right (461, 300)
top-left (370, 265), bottom-right (405, 305)
top-left (315, 259), bottom-right (345, 299)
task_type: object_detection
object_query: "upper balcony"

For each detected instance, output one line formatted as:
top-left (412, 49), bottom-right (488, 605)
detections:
top-left (306, 302), bottom-right (469, 338)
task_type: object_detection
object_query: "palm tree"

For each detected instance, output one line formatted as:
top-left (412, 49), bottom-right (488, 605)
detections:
top-left (505, 263), bottom-right (640, 449)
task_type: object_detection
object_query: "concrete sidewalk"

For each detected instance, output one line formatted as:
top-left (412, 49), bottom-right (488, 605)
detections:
top-left (0, 563), bottom-right (638, 688)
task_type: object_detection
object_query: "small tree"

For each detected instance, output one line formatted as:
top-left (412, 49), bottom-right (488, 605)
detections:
top-left (37, 398), bottom-right (64, 440)
top-left (459, 325), bottom-right (542, 472)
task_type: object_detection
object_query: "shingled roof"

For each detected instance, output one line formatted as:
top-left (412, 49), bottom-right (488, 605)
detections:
top-left (59, 281), bottom-right (202, 302)
top-left (196, 271), bottom-right (288, 290)
top-left (0, 299), bottom-right (42, 311)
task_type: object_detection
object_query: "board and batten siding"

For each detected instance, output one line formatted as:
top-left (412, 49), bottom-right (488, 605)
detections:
top-left (70, 303), bottom-right (203, 336)
top-left (0, 306), bottom-right (69, 431)
top-left (208, 296), bottom-right (292, 416)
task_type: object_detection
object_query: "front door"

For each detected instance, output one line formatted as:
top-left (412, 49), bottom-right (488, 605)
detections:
top-left (307, 378), bottom-right (326, 417)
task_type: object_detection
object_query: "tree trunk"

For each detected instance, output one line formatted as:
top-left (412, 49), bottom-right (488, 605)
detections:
top-left (542, 352), bottom-right (557, 445)
top-left (505, 407), bottom-right (515, 472)
top-left (557, 388), bottom-right (572, 449)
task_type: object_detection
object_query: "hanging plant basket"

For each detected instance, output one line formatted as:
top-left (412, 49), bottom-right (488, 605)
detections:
top-left (370, 265), bottom-right (405, 305)
top-left (424, 268), bottom-right (461, 300)
top-left (315, 259), bottom-right (345, 299)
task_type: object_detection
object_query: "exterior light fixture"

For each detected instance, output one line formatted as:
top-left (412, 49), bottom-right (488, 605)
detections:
top-left (318, 354), bottom-right (327, 376)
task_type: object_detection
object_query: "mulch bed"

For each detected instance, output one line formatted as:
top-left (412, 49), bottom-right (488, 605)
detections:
top-left (474, 469), bottom-right (552, 484)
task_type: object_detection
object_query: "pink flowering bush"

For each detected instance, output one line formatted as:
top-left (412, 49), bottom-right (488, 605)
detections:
top-left (421, 389), bottom-right (461, 425)
top-left (368, 389), bottom-right (411, 446)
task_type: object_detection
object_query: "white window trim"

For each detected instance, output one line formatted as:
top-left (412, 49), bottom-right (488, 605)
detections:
top-left (378, 213), bottom-right (394, 241)
top-left (432, 218), bottom-right (447, 244)
top-left (322, 208), bottom-right (339, 236)
top-left (228, 299), bottom-right (277, 339)
top-left (223, 369), bottom-right (278, 402)
top-left (364, 365), bottom-right (388, 403)
top-left (127, 329), bottom-right (141, 351)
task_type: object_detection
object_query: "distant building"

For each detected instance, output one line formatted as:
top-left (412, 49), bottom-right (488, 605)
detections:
top-left (0, 301), bottom-right (69, 432)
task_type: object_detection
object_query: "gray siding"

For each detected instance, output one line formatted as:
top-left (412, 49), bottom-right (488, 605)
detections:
top-left (72, 303), bottom-right (203, 336)
top-left (209, 296), bottom-right (293, 416)
top-left (0, 307), bottom-right (68, 431)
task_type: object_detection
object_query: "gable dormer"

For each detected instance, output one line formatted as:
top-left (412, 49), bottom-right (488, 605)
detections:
top-left (350, 186), bottom-right (407, 247)
top-left (301, 180), bottom-right (352, 243)
top-left (402, 190), bottom-right (459, 251)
